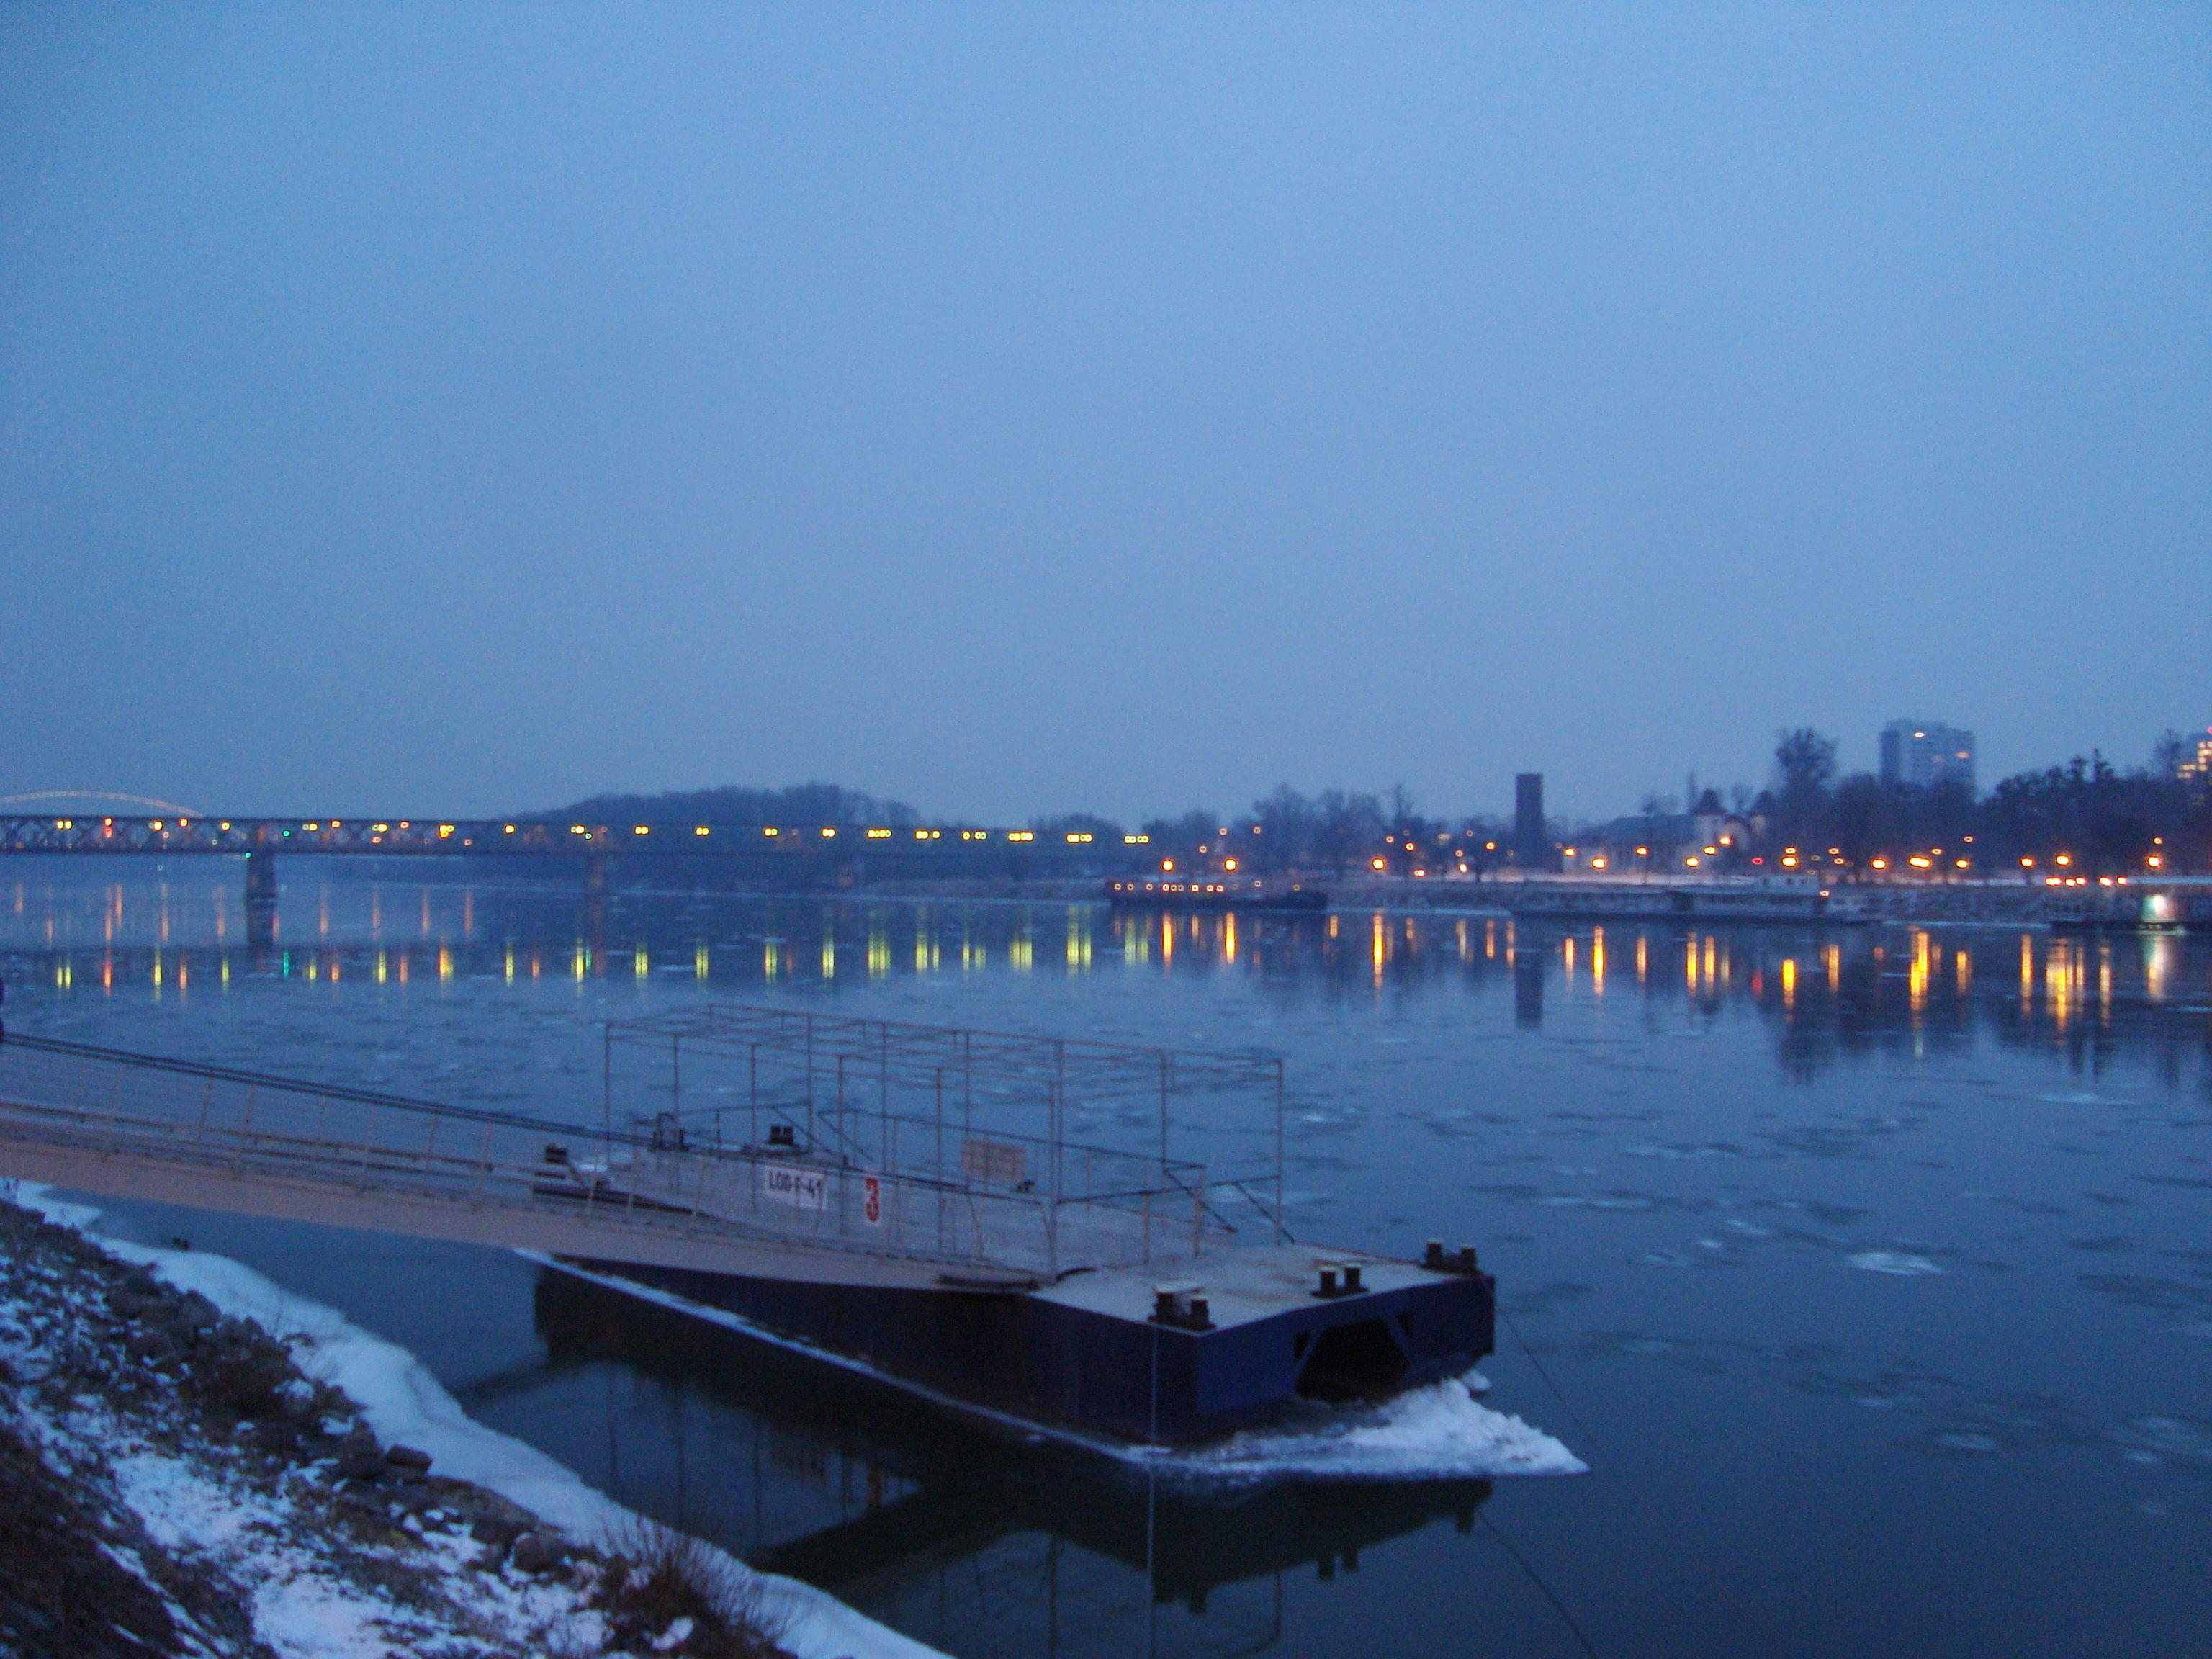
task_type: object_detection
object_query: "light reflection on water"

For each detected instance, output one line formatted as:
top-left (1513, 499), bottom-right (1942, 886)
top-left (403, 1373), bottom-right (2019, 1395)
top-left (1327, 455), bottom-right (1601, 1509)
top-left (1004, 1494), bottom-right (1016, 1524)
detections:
top-left (3, 859), bottom-right (2211, 1658)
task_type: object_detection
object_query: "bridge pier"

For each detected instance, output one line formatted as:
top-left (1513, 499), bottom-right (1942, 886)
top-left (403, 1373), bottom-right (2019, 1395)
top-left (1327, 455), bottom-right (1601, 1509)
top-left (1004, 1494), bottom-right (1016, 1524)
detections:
top-left (243, 850), bottom-right (278, 948)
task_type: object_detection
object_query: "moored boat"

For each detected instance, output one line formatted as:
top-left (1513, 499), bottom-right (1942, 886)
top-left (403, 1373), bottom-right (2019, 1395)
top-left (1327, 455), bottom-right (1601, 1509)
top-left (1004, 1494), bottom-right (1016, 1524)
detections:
top-left (1105, 875), bottom-right (1328, 913)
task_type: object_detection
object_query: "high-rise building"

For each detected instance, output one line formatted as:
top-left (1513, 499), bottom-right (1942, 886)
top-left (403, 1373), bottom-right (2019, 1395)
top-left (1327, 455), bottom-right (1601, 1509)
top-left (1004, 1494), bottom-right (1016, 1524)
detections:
top-left (1514, 773), bottom-right (1547, 866)
top-left (1879, 720), bottom-right (1976, 793)
top-left (2176, 727), bottom-right (2212, 783)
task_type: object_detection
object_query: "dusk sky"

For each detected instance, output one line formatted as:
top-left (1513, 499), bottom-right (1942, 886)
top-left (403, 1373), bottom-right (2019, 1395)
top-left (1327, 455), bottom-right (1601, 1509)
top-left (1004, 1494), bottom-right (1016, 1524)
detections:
top-left (4, 6), bottom-right (2206, 824)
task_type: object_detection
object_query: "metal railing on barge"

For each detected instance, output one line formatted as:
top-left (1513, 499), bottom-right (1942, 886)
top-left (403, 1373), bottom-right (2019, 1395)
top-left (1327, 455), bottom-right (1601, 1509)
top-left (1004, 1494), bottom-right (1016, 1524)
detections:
top-left (0, 1007), bottom-right (1289, 1290)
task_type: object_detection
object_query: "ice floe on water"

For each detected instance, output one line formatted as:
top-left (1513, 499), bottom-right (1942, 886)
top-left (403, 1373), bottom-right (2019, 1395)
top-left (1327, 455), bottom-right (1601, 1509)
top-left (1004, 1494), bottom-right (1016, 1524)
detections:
top-left (1130, 1371), bottom-right (1587, 1485)
top-left (1847, 1251), bottom-right (1946, 1276)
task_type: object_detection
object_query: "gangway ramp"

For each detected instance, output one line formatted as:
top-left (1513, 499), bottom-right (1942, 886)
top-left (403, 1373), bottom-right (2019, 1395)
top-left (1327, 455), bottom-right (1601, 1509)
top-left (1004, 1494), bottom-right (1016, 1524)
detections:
top-left (0, 1010), bottom-right (1287, 1292)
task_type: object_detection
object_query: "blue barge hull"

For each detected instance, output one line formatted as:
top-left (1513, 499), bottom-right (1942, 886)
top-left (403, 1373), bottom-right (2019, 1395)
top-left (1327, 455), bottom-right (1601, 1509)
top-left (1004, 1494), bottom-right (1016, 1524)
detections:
top-left (566, 1246), bottom-right (1495, 1444)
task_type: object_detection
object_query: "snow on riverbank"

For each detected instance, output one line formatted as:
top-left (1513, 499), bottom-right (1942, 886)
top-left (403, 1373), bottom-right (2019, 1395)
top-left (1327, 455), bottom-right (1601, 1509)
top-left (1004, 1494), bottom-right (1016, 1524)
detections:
top-left (7, 1183), bottom-right (945, 1659)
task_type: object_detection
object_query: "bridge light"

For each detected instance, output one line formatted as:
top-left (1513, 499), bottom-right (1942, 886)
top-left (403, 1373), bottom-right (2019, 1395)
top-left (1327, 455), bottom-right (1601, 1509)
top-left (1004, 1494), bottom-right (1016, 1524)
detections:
top-left (1956, 858), bottom-right (1970, 869)
top-left (1591, 857), bottom-right (1607, 870)
top-left (1372, 858), bottom-right (1386, 870)
top-left (868, 827), bottom-right (891, 838)
top-left (1007, 831), bottom-right (1034, 842)
top-left (1686, 855), bottom-right (1701, 867)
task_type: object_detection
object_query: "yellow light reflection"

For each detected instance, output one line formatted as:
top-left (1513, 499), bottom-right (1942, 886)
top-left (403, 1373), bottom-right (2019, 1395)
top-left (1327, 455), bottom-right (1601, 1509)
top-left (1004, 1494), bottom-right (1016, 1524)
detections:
top-left (1781, 956), bottom-right (1797, 1008)
top-left (2144, 935), bottom-right (2171, 1002)
top-left (1591, 927), bottom-right (1604, 994)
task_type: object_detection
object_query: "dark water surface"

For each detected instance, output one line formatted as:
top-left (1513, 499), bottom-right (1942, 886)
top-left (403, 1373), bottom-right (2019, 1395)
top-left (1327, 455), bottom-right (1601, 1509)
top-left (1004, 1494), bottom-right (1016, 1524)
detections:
top-left (4, 859), bottom-right (2208, 1658)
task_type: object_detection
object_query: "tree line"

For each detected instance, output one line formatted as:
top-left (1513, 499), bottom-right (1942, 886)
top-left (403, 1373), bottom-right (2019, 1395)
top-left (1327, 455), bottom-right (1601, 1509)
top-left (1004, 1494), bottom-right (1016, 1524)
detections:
top-left (1757, 727), bottom-right (2209, 876)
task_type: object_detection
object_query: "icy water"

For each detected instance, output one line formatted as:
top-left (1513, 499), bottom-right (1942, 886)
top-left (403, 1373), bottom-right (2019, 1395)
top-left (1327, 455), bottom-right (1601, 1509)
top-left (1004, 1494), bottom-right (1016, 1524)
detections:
top-left (4, 859), bottom-right (2209, 1658)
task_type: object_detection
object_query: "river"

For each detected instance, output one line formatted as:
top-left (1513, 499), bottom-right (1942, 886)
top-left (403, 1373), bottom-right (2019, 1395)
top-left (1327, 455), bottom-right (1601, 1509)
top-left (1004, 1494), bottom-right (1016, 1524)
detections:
top-left (3, 860), bottom-right (2206, 1657)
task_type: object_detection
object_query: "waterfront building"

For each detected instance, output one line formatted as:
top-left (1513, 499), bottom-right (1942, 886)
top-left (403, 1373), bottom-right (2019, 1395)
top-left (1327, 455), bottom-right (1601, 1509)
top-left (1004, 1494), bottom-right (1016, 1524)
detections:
top-left (1514, 773), bottom-right (1550, 868)
top-left (1879, 720), bottom-right (1976, 792)
top-left (1570, 789), bottom-right (1756, 874)
top-left (2175, 727), bottom-right (2212, 784)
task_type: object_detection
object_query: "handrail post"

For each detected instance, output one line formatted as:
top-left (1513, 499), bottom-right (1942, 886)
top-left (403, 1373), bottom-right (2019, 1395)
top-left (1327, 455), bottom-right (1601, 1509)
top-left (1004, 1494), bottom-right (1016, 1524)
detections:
top-left (232, 1087), bottom-right (255, 1178)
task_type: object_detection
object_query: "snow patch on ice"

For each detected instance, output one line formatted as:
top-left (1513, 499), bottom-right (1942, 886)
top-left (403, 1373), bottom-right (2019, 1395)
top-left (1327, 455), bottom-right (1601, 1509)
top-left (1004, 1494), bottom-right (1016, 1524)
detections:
top-left (1134, 1372), bottom-right (1587, 1483)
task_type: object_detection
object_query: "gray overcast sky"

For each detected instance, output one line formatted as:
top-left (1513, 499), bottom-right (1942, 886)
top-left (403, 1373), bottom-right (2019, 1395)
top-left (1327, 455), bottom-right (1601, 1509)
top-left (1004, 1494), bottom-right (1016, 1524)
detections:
top-left (3, 6), bottom-right (2206, 824)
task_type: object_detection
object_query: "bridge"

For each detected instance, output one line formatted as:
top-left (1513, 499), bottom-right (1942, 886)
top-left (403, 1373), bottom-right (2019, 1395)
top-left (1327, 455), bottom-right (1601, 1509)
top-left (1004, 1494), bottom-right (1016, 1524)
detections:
top-left (0, 809), bottom-right (1156, 944)
top-left (0, 1004), bottom-right (1283, 1293)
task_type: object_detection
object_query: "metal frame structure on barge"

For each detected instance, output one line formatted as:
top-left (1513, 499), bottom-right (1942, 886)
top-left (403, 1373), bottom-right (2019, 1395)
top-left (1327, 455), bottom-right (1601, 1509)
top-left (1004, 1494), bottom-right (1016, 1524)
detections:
top-left (0, 1004), bottom-right (1493, 1444)
top-left (596, 1004), bottom-right (1289, 1286)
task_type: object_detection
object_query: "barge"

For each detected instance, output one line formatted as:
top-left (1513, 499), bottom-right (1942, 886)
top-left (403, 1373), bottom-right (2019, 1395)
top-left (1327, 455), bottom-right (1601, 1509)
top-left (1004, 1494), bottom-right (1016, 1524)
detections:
top-left (1105, 875), bottom-right (1328, 914)
top-left (565, 1004), bottom-right (1491, 1444)
top-left (0, 1007), bottom-right (1491, 1449)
